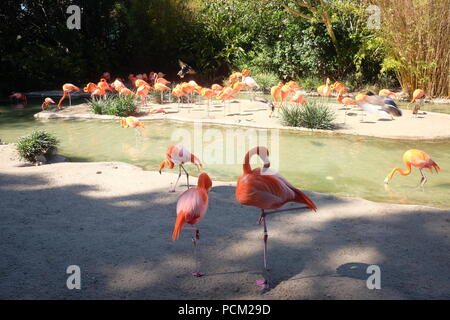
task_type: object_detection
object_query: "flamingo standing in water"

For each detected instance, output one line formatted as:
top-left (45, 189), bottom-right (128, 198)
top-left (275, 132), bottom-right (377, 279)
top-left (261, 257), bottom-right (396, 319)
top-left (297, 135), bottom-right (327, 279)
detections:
top-left (57, 83), bottom-right (80, 109)
top-left (159, 145), bottom-right (203, 192)
top-left (41, 97), bottom-right (55, 111)
top-left (384, 149), bottom-right (440, 187)
top-left (200, 87), bottom-right (215, 114)
top-left (9, 93), bottom-right (27, 104)
top-left (172, 172), bottom-right (212, 277)
top-left (235, 146), bottom-right (317, 289)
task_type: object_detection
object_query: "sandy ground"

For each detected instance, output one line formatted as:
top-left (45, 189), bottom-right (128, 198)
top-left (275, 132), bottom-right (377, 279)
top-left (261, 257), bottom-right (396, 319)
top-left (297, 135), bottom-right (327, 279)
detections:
top-left (35, 99), bottom-right (450, 140)
top-left (1, 144), bottom-right (449, 300)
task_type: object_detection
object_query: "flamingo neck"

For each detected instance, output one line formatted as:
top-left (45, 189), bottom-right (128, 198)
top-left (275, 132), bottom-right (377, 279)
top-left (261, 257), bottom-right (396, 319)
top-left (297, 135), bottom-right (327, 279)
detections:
top-left (387, 162), bottom-right (412, 181)
top-left (243, 147), bottom-right (270, 174)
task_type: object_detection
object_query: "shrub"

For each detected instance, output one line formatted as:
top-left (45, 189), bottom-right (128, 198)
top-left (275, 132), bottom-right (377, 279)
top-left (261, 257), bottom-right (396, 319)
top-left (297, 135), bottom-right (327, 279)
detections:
top-left (252, 72), bottom-right (279, 93)
top-left (88, 95), bottom-right (137, 116)
top-left (16, 130), bottom-right (59, 163)
top-left (281, 101), bottom-right (336, 130)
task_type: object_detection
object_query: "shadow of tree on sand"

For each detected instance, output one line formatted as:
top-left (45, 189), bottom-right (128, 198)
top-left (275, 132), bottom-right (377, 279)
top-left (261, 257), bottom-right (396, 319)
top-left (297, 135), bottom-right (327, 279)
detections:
top-left (1, 172), bottom-right (449, 299)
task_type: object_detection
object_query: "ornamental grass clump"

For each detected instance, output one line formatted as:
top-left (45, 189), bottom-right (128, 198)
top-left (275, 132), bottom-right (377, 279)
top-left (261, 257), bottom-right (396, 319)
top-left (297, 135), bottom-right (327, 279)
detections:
top-left (16, 129), bottom-right (59, 163)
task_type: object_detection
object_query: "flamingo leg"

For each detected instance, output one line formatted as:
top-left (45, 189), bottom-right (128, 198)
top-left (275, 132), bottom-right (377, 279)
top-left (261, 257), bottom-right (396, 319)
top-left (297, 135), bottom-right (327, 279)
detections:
top-left (180, 164), bottom-right (190, 189)
top-left (191, 228), bottom-right (205, 277)
top-left (170, 165), bottom-right (182, 193)
top-left (256, 209), bottom-right (270, 289)
top-left (69, 92), bottom-right (72, 107)
top-left (419, 168), bottom-right (428, 187)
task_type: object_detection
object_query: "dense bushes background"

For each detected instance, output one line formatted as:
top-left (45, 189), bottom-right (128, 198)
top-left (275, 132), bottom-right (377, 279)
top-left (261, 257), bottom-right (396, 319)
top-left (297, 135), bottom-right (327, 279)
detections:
top-left (3, 0), bottom-right (446, 97)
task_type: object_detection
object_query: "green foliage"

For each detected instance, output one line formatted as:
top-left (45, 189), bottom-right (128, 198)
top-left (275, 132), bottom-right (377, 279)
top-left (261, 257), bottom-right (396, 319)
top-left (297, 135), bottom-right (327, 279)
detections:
top-left (16, 130), bottom-right (59, 163)
top-left (88, 95), bottom-right (137, 116)
top-left (281, 102), bottom-right (336, 130)
top-left (252, 72), bottom-right (279, 93)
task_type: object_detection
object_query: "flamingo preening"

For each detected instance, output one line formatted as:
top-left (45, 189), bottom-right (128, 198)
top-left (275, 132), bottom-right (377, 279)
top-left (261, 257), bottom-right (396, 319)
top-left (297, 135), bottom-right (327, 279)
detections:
top-left (317, 78), bottom-right (332, 99)
top-left (235, 146), bottom-right (317, 289)
top-left (384, 149), bottom-right (440, 187)
top-left (41, 97), bottom-right (55, 111)
top-left (57, 83), bottom-right (80, 109)
top-left (172, 172), bottom-right (212, 277)
top-left (159, 145), bottom-right (203, 192)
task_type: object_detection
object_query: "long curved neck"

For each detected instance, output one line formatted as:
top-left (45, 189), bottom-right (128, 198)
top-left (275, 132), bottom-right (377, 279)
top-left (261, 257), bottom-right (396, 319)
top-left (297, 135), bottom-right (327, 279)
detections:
top-left (387, 162), bottom-right (412, 180)
top-left (243, 147), bottom-right (270, 174)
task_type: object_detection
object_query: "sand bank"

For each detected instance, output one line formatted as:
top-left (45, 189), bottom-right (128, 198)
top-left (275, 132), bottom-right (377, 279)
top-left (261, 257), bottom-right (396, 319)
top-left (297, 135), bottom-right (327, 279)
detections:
top-left (1, 144), bottom-right (449, 299)
top-left (34, 99), bottom-right (450, 140)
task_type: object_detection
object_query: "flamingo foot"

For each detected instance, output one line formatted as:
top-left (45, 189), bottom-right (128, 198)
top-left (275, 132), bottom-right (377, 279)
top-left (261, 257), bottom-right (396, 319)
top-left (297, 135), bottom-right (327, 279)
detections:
top-left (192, 271), bottom-right (206, 277)
top-left (256, 279), bottom-right (269, 289)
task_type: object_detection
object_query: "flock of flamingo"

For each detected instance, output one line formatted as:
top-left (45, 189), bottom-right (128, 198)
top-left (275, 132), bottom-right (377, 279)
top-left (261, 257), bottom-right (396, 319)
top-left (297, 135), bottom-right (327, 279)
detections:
top-left (7, 65), bottom-right (439, 290)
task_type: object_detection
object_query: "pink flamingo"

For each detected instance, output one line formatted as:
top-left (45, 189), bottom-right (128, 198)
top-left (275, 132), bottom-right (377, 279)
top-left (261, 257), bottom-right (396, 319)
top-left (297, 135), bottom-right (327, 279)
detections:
top-left (58, 83), bottom-right (80, 109)
top-left (159, 145), bottom-right (203, 192)
top-left (9, 93), bottom-right (27, 104)
top-left (235, 146), bottom-right (317, 289)
top-left (172, 173), bottom-right (212, 277)
top-left (41, 97), bottom-right (55, 111)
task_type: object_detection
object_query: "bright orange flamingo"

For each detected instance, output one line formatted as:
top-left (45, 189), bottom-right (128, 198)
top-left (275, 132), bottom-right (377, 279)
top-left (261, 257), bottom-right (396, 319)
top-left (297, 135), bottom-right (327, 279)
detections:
top-left (57, 83), bottom-right (80, 109)
top-left (134, 79), bottom-right (151, 89)
top-left (154, 82), bottom-right (171, 103)
top-left (41, 97), bottom-right (55, 111)
top-left (83, 82), bottom-right (99, 94)
top-left (211, 84), bottom-right (223, 95)
top-left (379, 89), bottom-right (396, 98)
top-left (270, 82), bottom-right (284, 116)
top-left (159, 145), bottom-right (203, 192)
top-left (317, 78), bottom-right (332, 99)
top-left (120, 116), bottom-right (145, 129)
top-left (119, 87), bottom-right (134, 96)
top-left (330, 81), bottom-right (346, 95)
top-left (290, 91), bottom-right (306, 105)
top-left (217, 87), bottom-right (237, 114)
top-left (279, 81), bottom-right (301, 110)
top-left (172, 172), bottom-right (212, 277)
top-left (111, 79), bottom-right (126, 91)
top-left (172, 85), bottom-right (187, 111)
top-left (229, 71), bottom-right (243, 84)
top-left (407, 89), bottom-right (426, 111)
top-left (235, 146), bottom-right (317, 289)
top-left (200, 87), bottom-right (215, 114)
top-left (136, 85), bottom-right (151, 106)
top-left (91, 87), bottom-right (106, 99)
top-left (384, 149), bottom-right (440, 187)
top-left (97, 78), bottom-right (112, 92)
top-left (337, 89), bottom-right (357, 122)
top-left (9, 92), bottom-right (27, 104)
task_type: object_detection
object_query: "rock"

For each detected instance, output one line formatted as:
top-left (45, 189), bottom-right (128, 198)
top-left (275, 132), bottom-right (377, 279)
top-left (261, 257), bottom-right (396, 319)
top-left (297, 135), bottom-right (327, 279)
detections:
top-left (96, 171), bottom-right (102, 174)
top-left (35, 154), bottom-right (47, 164)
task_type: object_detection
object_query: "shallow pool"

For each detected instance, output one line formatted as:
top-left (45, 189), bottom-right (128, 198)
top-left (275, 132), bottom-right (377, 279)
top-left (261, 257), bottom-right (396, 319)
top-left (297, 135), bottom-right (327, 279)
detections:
top-left (1, 100), bottom-right (449, 209)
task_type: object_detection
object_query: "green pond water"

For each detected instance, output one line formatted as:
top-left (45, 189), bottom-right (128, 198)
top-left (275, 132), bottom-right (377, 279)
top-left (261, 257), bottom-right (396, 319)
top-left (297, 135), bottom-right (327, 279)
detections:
top-left (1, 100), bottom-right (449, 209)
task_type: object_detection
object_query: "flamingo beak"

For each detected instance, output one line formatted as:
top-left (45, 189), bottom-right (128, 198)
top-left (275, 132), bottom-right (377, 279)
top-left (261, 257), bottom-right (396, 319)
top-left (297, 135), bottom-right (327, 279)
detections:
top-left (384, 177), bottom-right (390, 184)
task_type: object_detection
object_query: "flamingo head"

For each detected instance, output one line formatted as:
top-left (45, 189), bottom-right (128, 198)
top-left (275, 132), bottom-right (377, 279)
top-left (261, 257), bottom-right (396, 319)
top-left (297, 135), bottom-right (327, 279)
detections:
top-left (159, 159), bottom-right (174, 173)
top-left (197, 173), bottom-right (212, 191)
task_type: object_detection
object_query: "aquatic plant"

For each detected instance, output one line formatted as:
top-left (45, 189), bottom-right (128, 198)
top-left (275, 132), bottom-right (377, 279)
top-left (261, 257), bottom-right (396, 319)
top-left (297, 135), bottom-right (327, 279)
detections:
top-left (16, 130), bottom-right (59, 163)
top-left (281, 101), bottom-right (336, 130)
top-left (88, 95), bottom-right (137, 117)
